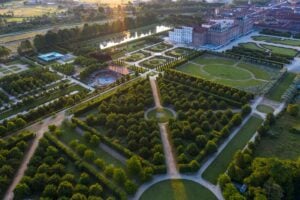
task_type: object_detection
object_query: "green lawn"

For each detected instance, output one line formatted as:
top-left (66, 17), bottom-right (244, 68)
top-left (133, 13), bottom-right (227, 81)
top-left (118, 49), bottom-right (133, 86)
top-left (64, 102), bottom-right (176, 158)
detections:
top-left (252, 36), bottom-right (300, 47)
top-left (239, 42), bottom-right (298, 57)
top-left (256, 104), bottom-right (274, 114)
top-left (267, 73), bottom-right (296, 101)
top-left (202, 116), bottom-right (263, 184)
top-left (261, 44), bottom-right (298, 57)
top-left (255, 110), bottom-right (300, 159)
top-left (140, 180), bottom-right (217, 200)
top-left (176, 55), bottom-right (274, 93)
top-left (240, 43), bottom-right (264, 51)
top-left (59, 122), bottom-right (125, 168)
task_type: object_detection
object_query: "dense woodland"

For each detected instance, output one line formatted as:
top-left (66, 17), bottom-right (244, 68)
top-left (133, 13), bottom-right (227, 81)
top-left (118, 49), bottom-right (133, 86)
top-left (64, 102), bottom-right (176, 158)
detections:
top-left (80, 79), bottom-right (165, 165)
top-left (157, 74), bottom-right (251, 170)
top-left (33, 14), bottom-right (159, 51)
top-left (0, 68), bottom-right (60, 95)
top-left (0, 131), bottom-right (34, 198)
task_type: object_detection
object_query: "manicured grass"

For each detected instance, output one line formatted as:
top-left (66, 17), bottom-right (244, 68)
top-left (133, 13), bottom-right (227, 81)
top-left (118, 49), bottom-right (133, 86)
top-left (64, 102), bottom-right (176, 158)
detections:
top-left (147, 107), bottom-right (176, 123)
top-left (240, 43), bottom-right (264, 51)
top-left (140, 180), bottom-right (217, 200)
top-left (261, 44), bottom-right (298, 57)
top-left (255, 110), bottom-right (300, 159)
top-left (252, 36), bottom-right (300, 47)
top-left (175, 54), bottom-right (275, 93)
top-left (202, 116), bottom-right (263, 184)
top-left (59, 122), bottom-right (125, 168)
top-left (256, 104), bottom-right (274, 113)
top-left (267, 73), bottom-right (296, 101)
top-left (202, 64), bottom-right (252, 80)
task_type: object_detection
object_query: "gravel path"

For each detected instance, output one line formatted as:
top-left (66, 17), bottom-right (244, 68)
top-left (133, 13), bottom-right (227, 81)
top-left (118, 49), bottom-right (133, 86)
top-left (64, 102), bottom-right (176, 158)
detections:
top-left (3, 112), bottom-right (66, 200)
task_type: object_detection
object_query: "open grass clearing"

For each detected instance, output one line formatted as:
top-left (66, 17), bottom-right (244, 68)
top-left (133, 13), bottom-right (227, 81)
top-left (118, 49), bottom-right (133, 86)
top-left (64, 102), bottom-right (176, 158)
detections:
top-left (140, 179), bottom-right (217, 200)
top-left (202, 116), bottom-right (263, 184)
top-left (266, 73), bottom-right (296, 101)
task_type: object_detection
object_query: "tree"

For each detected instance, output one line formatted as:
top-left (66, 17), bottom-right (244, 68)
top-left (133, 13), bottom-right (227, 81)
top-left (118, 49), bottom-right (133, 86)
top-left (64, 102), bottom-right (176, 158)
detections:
top-left (17, 40), bottom-right (33, 55)
top-left (205, 141), bottom-right (217, 154)
top-left (186, 143), bottom-right (199, 156)
top-left (126, 156), bottom-right (142, 176)
top-left (48, 125), bottom-right (57, 132)
top-left (287, 104), bottom-right (299, 117)
top-left (0, 46), bottom-right (11, 60)
top-left (89, 183), bottom-right (103, 196)
top-left (218, 174), bottom-right (231, 189)
top-left (89, 135), bottom-right (100, 147)
top-left (79, 173), bottom-right (90, 185)
top-left (14, 183), bottom-right (30, 199)
top-left (83, 149), bottom-right (96, 161)
top-left (124, 180), bottom-right (137, 194)
top-left (241, 104), bottom-right (252, 116)
top-left (264, 178), bottom-right (283, 200)
top-left (57, 181), bottom-right (74, 197)
top-left (113, 168), bottom-right (127, 184)
top-left (42, 184), bottom-right (57, 198)
top-left (71, 193), bottom-right (87, 200)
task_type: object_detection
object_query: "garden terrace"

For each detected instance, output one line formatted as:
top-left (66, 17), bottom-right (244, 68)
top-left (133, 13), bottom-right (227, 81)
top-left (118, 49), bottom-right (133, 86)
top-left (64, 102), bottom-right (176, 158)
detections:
top-left (71, 79), bottom-right (165, 167)
top-left (15, 136), bottom-right (124, 199)
top-left (175, 53), bottom-right (281, 94)
top-left (140, 56), bottom-right (174, 69)
top-left (0, 131), bottom-right (34, 198)
top-left (145, 43), bottom-right (173, 52)
top-left (0, 68), bottom-right (61, 96)
top-left (124, 51), bottom-right (151, 62)
top-left (157, 75), bottom-right (251, 170)
top-left (165, 47), bottom-right (195, 58)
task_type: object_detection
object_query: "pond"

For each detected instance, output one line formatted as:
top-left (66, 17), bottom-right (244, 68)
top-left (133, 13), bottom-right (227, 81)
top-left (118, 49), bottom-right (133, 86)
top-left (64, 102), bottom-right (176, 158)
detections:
top-left (99, 25), bottom-right (172, 49)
